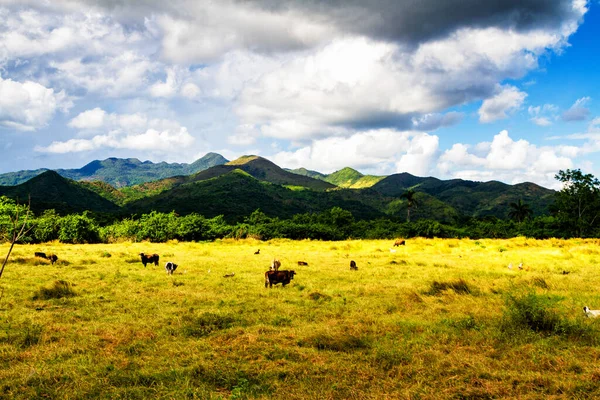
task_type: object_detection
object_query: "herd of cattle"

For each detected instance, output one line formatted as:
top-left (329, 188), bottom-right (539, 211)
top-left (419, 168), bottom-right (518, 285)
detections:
top-left (34, 239), bottom-right (407, 287)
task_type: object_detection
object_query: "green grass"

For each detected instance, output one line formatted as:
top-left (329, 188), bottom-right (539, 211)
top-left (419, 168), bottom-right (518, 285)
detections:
top-left (1, 238), bottom-right (600, 398)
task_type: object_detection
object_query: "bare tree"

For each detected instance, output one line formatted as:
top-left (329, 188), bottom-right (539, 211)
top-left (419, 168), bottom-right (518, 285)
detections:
top-left (0, 198), bottom-right (34, 280)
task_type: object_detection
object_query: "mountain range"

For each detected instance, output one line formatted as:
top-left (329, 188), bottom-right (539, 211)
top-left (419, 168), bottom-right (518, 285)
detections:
top-left (0, 153), bottom-right (556, 222)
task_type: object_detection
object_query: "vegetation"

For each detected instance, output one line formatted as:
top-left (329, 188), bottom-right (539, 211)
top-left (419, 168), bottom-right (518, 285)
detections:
top-left (1, 238), bottom-right (600, 398)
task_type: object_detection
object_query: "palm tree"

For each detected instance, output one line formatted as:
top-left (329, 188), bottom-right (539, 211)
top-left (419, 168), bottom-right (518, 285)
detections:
top-left (508, 199), bottom-right (533, 223)
top-left (400, 189), bottom-right (418, 222)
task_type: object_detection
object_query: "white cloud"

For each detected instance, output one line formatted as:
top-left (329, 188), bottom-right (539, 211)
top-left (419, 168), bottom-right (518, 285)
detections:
top-left (562, 96), bottom-right (591, 121)
top-left (478, 85), bottom-right (527, 123)
top-left (271, 129), bottom-right (437, 176)
top-left (37, 108), bottom-right (194, 153)
top-left (528, 104), bottom-right (559, 126)
top-left (0, 76), bottom-right (72, 131)
top-left (437, 129), bottom-right (575, 188)
top-left (412, 112), bottom-right (464, 131)
top-left (68, 107), bottom-right (106, 130)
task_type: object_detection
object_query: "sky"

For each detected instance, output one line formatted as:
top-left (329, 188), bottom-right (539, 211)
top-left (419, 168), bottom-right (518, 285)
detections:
top-left (0, 0), bottom-right (599, 189)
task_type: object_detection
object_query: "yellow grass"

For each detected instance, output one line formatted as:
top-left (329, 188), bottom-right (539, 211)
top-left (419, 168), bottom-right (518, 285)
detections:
top-left (1, 237), bottom-right (600, 399)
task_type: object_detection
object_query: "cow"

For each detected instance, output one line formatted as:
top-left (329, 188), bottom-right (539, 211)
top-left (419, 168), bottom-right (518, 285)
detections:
top-left (350, 260), bottom-right (358, 270)
top-left (265, 270), bottom-right (296, 288)
top-left (47, 254), bottom-right (58, 265)
top-left (34, 252), bottom-right (47, 259)
top-left (140, 253), bottom-right (159, 267)
top-left (254, 249), bottom-right (260, 255)
top-left (297, 261), bottom-right (308, 266)
top-left (223, 272), bottom-right (235, 278)
top-left (270, 258), bottom-right (281, 271)
top-left (165, 261), bottom-right (178, 275)
top-left (394, 239), bottom-right (406, 247)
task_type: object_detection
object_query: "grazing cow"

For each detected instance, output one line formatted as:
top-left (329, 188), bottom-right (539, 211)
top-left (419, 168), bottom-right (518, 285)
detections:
top-left (270, 258), bottom-right (281, 271)
top-left (165, 261), bottom-right (178, 275)
top-left (34, 252), bottom-right (47, 259)
top-left (223, 272), bottom-right (235, 278)
top-left (584, 306), bottom-right (600, 318)
top-left (139, 253), bottom-right (159, 267)
top-left (394, 239), bottom-right (406, 247)
top-left (47, 254), bottom-right (58, 265)
top-left (254, 249), bottom-right (260, 255)
top-left (265, 270), bottom-right (296, 288)
top-left (350, 260), bottom-right (358, 270)
top-left (297, 261), bottom-right (308, 266)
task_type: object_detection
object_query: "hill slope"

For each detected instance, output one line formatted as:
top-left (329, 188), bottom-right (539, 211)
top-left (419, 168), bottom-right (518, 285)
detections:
top-left (372, 173), bottom-right (555, 217)
top-left (0, 152), bottom-right (229, 187)
top-left (0, 171), bottom-right (120, 214)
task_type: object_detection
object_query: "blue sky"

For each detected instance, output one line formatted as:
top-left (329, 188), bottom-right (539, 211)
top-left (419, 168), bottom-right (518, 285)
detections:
top-left (0, 0), bottom-right (599, 189)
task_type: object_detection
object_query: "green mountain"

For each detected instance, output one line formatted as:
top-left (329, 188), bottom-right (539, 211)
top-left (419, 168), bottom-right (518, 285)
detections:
top-left (0, 171), bottom-right (120, 214)
top-left (286, 167), bottom-right (327, 180)
top-left (325, 167), bottom-right (385, 188)
top-left (372, 173), bottom-right (555, 218)
top-left (125, 170), bottom-right (386, 222)
top-left (0, 152), bottom-right (229, 187)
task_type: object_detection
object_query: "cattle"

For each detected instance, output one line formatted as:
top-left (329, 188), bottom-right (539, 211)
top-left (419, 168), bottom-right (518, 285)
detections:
top-left (140, 253), bottom-right (159, 267)
top-left (47, 254), bottom-right (58, 265)
top-left (297, 261), bottom-right (308, 266)
top-left (265, 270), bottom-right (296, 288)
top-left (165, 261), bottom-right (178, 275)
top-left (254, 249), bottom-right (260, 255)
top-left (394, 239), bottom-right (406, 247)
top-left (270, 258), bottom-right (281, 271)
top-left (35, 252), bottom-right (47, 259)
top-left (224, 272), bottom-right (235, 278)
top-left (350, 260), bottom-right (358, 270)
top-left (584, 306), bottom-right (600, 318)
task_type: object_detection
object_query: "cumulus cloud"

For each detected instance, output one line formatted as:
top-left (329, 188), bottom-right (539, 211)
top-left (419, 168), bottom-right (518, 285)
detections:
top-left (0, 76), bottom-right (72, 131)
top-left (438, 129), bottom-right (574, 188)
top-left (562, 96), bottom-right (591, 121)
top-left (37, 108), bottom-right (194, 153)
top-left (271, 129), bottom-right (438, 176)
top-left (478, 85), bottom-right (527, 123)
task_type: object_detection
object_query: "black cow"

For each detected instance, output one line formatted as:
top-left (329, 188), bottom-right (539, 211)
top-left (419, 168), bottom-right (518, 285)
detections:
top-left (48, 254), bottom-right (58, 265)
top-left (165, 261), bottom-right (178, 275)
top-left (297, 261), bottom-right (308, 266)
top-left (35, 252), bottom-right (47, 259)
top-left (140, 253), bottom-right (159, 267)
top-left (254, 249), bottom-right (260, 255)
top-left (350, 260), bottom-right (358, 270)
top-left (265, 270), bottom-right (296, 288)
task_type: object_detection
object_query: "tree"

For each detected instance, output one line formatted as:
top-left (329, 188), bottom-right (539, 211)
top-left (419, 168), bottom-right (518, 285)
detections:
top-left (1, 198), bottom-right (34, 280)
top-left (400, 189), bottom-right (418, 223)
top-left (553, 169), bottom-right (600, 237)
top-left (508, 199), bottom-right (533, 223)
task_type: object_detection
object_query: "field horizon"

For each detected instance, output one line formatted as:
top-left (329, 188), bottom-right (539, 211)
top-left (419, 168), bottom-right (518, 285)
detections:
top-left (1, 238), bottom-right (600, 399)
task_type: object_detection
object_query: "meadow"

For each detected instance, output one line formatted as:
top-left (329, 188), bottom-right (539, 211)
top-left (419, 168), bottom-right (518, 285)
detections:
top-left (1, 238), bottom-right (600, 399)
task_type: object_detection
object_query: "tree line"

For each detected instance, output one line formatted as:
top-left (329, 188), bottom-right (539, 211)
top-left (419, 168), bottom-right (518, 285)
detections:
top-left (1, 169), bottom-right (599, 243)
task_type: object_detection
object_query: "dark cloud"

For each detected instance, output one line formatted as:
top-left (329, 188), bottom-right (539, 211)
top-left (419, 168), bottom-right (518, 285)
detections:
top-left (247, 0), bottom-right (579, 46)
top-left (413, 112), bottom-right (464, 131)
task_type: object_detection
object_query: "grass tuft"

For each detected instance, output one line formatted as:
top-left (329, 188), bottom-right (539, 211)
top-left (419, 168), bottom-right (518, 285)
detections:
top-left (299, 333), bottom-right (371, 352)
top-left (32, 280), bottom-right (77, 300)
top-left (182, 312), bottom-right (241, 338)
top-left (425, 279), bottom-right (473, 295)
top-left (308, 291), bottom-right (332, 301)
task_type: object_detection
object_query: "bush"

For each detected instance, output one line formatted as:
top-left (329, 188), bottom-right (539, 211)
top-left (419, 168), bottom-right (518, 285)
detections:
top-left (59, 212), bottom-right (100, 244)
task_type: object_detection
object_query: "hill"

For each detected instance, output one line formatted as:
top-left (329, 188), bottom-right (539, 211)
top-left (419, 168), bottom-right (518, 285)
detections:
top-left (0, 171), bottom-right (120, 214)
top-left (0, 152), bottom-right (229, 187)
top-left (324, 167), bottom-right (385, 188)
top-left (372, 173), bottom-right (555, 218)
top-left (125, 170), bottom-right (386, 222)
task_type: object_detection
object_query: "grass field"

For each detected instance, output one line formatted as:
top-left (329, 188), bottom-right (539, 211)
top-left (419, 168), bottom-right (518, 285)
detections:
top-left (2, 238), bottom-right (600, 399)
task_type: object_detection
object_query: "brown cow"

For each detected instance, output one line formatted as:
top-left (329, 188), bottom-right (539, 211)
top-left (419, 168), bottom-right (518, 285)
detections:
top-left (394, 239), bottom-right (406, 246)
top-left (140, 253), bottom-right (159, 267)
top-left (265, 270), bottom-right (296, 288)
top-left (297, 261), bottom-right (308, 266)
top-left (350, 260), bottom-right (358, 270)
